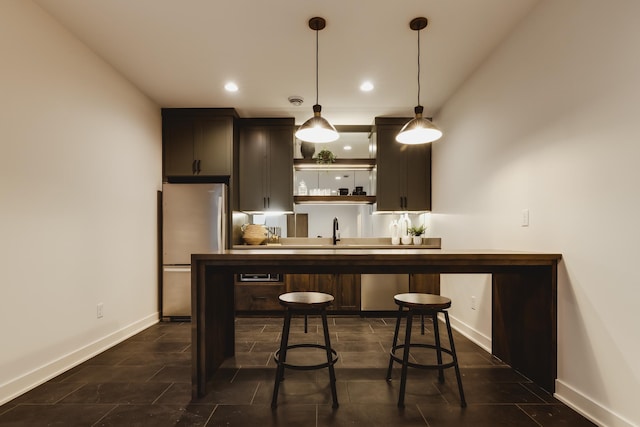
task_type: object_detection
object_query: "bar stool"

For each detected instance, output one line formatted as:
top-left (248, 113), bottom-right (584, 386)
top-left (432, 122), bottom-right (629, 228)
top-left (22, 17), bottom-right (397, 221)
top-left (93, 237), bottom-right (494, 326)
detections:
top-left (386, 293), bottom-right (466, 408)
top-left (271, 292), bottom-right (339, 409)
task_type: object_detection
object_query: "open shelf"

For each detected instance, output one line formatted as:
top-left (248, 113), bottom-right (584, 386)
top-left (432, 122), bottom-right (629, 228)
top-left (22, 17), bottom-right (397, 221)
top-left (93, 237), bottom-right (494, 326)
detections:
top-left (294, 195), bottom-right (376, 204)
top-left (293, 158), bottom-right (376, 171)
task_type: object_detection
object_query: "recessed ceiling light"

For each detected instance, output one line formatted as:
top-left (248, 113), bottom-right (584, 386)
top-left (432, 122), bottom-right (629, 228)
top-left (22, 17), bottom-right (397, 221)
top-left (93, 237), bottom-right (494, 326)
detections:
top-left (360, 81), bottom-right (374, 92)
top-left (224, 82), bottom-right (239, 92)
top-left (343, 145), bottom-right (352, 151)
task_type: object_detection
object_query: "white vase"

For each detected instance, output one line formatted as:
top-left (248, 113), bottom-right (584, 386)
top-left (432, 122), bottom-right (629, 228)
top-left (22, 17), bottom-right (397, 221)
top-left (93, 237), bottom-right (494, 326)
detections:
top-left (391, 237), bottom-right (400, 245)
top-left (401, 236), bottom-right (412, 245)
top-left (412, 236), bottom-right (422, 245)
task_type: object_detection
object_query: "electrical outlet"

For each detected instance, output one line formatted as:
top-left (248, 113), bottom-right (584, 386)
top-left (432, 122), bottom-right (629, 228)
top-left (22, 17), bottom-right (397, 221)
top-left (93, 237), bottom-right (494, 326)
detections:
top-left (97, 303), bottom-right (104, 318)
top-left (521, 209), bottom-right (530, 227)
top-left (471, 296), bottom-right (477, 310)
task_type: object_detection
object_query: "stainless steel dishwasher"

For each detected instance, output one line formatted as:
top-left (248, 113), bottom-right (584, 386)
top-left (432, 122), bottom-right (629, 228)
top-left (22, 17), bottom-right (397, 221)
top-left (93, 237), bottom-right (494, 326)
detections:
top-left (360, 274), bottom-right (409, 311)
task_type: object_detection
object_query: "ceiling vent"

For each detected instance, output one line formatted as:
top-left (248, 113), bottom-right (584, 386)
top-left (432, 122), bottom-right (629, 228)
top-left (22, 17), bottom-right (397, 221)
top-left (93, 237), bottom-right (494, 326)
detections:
top-left (288, 95), bottom-right (304, 106)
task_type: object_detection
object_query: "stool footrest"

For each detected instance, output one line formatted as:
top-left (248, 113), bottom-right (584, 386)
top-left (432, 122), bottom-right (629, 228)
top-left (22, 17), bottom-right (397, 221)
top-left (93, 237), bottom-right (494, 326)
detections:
top-left (389, 343), bottom-right (456, 370)
top-left (274, 343), bottom-right (339, 371)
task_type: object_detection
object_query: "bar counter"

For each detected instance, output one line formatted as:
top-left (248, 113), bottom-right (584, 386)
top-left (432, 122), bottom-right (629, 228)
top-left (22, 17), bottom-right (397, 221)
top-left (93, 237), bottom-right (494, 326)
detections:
top-left (191, 249), bottom-right (562, 399)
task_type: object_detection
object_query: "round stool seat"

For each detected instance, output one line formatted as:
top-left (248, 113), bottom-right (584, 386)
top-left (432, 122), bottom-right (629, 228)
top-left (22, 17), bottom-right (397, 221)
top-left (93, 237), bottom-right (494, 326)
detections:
top-left (279, 292), bottom-right (334, 308)
top-left (394, 293), bottom-right (451, 310)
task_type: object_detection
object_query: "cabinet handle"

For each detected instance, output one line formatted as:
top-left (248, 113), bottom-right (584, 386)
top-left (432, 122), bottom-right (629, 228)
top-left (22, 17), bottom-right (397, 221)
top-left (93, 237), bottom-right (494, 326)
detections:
top-left (263, 197), bottom-right (267, 209)
top-left (267, 197), bottom-right (270, 208)
top-left (252, 296), bottom-right (268, 301)
top-left (196, 159), bottom-right (201, 174)
top-left (192, 160), bottom-right (197, 174)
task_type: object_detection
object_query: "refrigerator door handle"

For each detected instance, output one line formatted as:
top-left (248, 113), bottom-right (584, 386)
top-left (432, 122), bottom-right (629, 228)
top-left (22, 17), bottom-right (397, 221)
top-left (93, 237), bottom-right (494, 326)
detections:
top-left (216, 194), bottom-right (224, 251)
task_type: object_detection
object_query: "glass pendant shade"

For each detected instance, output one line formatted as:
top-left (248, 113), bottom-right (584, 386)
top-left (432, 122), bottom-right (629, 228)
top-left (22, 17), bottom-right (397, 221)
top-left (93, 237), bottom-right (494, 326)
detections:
top-left (396, 106), bottom-right (442, 144)
top-left (295, 104), bottom-right (339, 143)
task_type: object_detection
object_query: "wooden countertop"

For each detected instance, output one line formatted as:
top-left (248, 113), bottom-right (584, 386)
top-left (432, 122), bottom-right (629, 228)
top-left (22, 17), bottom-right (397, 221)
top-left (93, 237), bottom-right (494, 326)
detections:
top-left (192, 249), bottom-right (562, 274)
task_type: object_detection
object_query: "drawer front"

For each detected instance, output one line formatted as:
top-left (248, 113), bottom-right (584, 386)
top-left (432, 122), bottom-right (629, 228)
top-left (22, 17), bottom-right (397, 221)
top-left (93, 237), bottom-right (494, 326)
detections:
top-left (235, 283), bottom-right (284, 311)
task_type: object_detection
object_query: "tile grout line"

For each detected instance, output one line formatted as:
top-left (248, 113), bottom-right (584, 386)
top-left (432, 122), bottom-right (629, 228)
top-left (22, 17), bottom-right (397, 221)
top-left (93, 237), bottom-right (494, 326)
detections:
top-left (516, 403), bottom-right (545, 427)
top-left (151, 382), bottom-right (173, 404)
top-left (415, 403), bottom-right (431, 426)
top-left (90, 403), bottom-right (119, 427)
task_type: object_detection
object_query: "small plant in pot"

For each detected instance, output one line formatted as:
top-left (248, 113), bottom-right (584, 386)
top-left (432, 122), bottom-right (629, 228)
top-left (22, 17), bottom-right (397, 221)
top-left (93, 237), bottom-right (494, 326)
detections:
top-left (315, 149), bottom-right (336, 164)
top-left (408, 225), bottom-right (426, 245)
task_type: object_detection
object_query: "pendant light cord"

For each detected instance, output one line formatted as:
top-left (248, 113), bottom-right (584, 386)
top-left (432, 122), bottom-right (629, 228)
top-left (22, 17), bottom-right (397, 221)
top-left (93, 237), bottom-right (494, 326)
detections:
top-left (416, 27), bottom-right (421, 107)
top-left (315, 27), bottom-right (319, 105)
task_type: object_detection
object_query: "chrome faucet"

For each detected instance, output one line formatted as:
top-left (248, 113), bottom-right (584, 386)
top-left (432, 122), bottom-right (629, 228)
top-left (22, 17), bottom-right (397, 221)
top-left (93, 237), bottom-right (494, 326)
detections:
top-left (333, 217), bottom-right (340, 245)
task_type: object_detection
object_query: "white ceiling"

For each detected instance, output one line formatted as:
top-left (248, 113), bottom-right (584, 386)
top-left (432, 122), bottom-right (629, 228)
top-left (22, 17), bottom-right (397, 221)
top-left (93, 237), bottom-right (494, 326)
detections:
top-left (34, 0), bottom-right (540, 126)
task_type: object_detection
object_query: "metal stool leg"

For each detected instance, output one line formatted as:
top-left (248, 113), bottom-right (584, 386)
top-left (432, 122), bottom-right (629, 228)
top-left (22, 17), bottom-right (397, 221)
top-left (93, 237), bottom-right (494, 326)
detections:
top-left (271, 308), bottom-right (292, 408)
top-left (386, 305), bottom-right (403, 380)
top-left (398, 309), bottom-right (413, 408)
top-left (321, 310), bottom-right (339, 408)
top-left (444, 311), bottom-right (466, 407)
top-left (431, 312), bottom-right (445, 383)
top-left (304, 314), bottom-right (308, 333)
top-left (421, 314), bottom-right (425, 335)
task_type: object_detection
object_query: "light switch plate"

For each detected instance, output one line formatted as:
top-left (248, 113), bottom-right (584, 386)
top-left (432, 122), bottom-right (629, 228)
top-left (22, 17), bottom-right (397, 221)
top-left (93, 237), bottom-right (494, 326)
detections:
top-left (521, 209), bottom-right (530, 227)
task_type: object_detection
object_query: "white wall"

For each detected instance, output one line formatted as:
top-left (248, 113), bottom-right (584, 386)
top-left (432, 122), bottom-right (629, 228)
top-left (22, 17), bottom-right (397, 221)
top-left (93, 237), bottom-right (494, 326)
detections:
top-left (432, 1), bottom-right (640, 426)
top-left (0, 1), bottom-right (162, 404)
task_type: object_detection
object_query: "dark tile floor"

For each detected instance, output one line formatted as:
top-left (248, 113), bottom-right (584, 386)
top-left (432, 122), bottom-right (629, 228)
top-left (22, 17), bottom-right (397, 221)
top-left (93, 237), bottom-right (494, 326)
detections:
top-left (0, 315), bottom-right (596, 427)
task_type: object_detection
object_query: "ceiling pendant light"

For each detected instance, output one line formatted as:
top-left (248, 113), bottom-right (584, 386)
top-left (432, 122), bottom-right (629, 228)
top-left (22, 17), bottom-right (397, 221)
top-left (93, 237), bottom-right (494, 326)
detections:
top-left (396, 17), bottom-right (442, 145)
top-left (295, 17), bottom-right (339, 144)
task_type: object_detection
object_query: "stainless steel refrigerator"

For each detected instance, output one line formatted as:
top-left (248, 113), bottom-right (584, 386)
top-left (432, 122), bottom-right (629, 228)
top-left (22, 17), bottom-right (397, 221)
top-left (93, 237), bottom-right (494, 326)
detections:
top-left (162, 183), bottom-right (227, 319)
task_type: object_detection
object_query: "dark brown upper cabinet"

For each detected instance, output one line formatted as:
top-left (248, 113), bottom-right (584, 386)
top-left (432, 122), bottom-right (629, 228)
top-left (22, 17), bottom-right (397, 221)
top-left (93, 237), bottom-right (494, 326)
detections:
top-left (238, 118), bottom-right (294, 212)
top-left (162, 108), bottom-right (237, 178)
top-left (374, 117), bottom-right (432, 212)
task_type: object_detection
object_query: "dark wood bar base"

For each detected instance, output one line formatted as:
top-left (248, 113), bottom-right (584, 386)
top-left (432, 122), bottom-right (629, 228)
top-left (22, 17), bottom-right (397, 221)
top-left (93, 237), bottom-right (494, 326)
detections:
top-left (191, 249), bottom-right (561, 399)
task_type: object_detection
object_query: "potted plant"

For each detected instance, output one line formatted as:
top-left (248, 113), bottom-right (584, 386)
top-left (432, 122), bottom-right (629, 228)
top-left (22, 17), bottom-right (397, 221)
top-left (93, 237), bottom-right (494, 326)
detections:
top-left (408, 225), bottom-right (426, 245)
top-left (315, 149), bottom-right (336, 164)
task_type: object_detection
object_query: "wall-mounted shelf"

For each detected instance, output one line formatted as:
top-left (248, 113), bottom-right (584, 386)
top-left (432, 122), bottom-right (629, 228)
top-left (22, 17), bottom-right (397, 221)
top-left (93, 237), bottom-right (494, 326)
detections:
top-left (294, 195), bottom-right (376, 204)
top-left (293, 158), bottom-right (375, 171)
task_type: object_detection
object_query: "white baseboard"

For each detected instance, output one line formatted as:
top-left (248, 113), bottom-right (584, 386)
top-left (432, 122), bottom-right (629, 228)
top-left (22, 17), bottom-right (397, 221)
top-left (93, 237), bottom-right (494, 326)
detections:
top-left (446, 313), bottom-right (492, 353)
top-left (0, 312), bottom-right (159, 406)
top-left (555, 379), bottom-right (636, 427)
top-left (442, 316), bottom-right (636, 427)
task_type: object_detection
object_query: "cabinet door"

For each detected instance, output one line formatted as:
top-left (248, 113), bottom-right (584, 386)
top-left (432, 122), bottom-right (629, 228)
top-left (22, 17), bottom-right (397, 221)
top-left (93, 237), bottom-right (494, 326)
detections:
top-left (334, 274), bottom-right (361, 311)
top-left (235, 283), bottom-right (284, 311)
top-left (313, 274), bottom-right (336, 296)
top-left (163, 118), bottom-right (196, 176)
top-left (285, 274), bottom-right (360, 311)
top-left (285, 274), bottom-right (313, 293)
top-left (375, 118), bottom-right (432, 211)
top-left (405, 143), bottom-right (431, 211)
top-left (197, 116), bottom-right (233, 176)
top-left (163, 110), bottom-right (236, 177)
top-left (376, 125), bottom-right (406, 211)
top-left (266, 126), bottom-right (293, 211)
top-left (238, 126), bottom-right (268, 211)
top-left (238, 121), bottom-right (293, 212)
